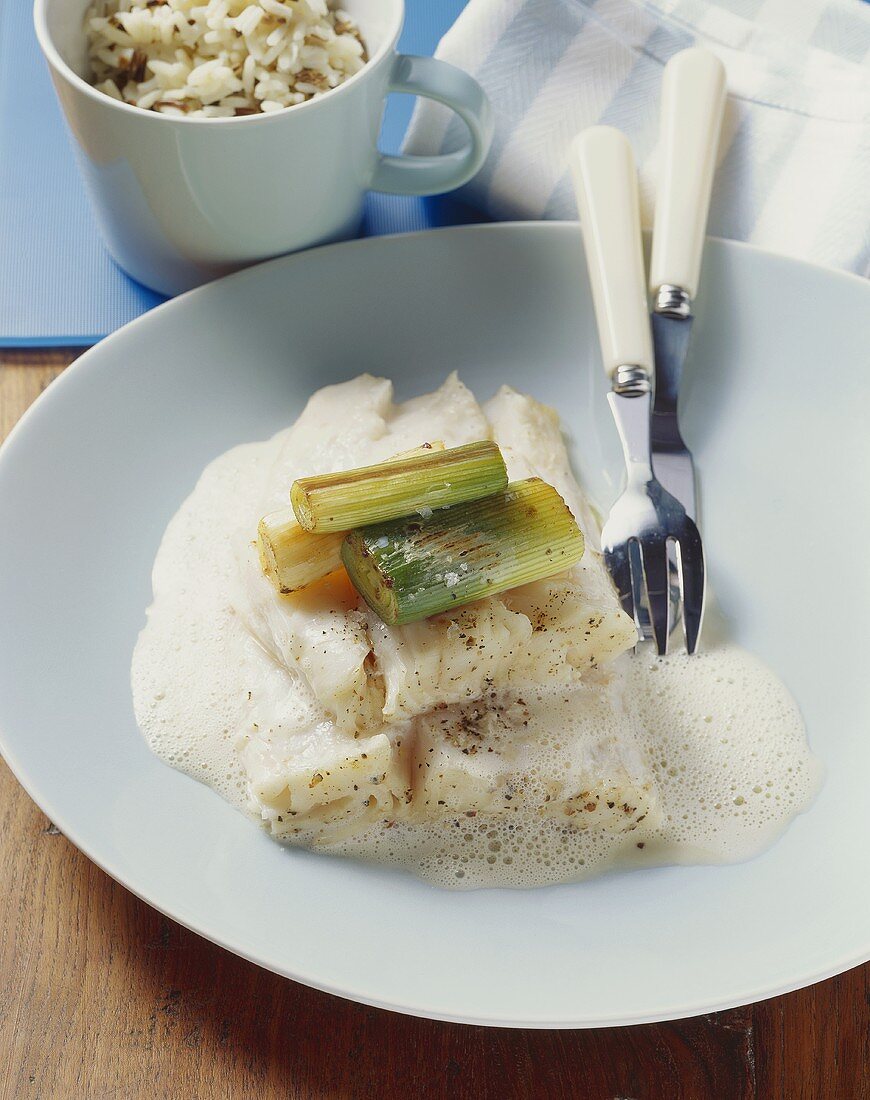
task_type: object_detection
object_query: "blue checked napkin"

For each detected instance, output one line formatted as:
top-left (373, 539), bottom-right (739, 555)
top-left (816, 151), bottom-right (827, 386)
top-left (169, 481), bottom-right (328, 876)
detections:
top-left (405, 0), bottom-right (870, 274)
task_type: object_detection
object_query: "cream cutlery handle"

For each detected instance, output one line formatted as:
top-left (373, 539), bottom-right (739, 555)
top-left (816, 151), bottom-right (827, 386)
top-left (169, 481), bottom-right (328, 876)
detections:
top-left (568, 127), bottom-right (653, 378)
top-left (649, 47), bottom-right (726, 299)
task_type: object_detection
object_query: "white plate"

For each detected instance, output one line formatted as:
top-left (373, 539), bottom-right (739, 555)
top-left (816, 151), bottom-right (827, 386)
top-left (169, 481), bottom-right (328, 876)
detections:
top-left (1, 224), bottom-right (868, 1028)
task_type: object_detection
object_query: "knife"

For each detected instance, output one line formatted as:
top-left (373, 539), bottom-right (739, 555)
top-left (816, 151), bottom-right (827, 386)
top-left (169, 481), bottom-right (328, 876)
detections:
top-left (649, 48), bottom-right (726, 521)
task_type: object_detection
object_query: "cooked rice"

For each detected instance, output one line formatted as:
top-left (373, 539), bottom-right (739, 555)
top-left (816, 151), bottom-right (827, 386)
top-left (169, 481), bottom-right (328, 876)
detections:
top-left (86, 0), bottom-right (366, 117)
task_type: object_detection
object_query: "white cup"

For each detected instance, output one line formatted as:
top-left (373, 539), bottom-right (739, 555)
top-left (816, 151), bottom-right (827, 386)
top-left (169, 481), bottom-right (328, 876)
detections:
top-left (34, 0), bottom-right (492, 296)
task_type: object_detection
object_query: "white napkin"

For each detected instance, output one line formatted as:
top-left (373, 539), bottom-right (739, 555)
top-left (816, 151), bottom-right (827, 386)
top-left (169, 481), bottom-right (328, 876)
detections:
top-left (405, 0), bottom-right (870, 274)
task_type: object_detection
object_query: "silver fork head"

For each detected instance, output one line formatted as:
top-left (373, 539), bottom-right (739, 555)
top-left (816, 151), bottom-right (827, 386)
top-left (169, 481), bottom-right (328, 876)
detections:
top-left (603, 497), bottom-right (705, 655)
top-left (602, 377), bottom-right (706, 656)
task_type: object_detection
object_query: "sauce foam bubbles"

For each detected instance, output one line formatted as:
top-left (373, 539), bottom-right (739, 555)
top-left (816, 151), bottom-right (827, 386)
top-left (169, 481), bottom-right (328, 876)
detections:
top-left (331, 646), bottom-right (822, 888)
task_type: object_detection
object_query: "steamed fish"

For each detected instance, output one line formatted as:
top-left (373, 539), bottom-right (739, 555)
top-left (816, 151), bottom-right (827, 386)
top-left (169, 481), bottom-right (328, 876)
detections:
top-left (239, 376), bottom-right (637, 736)
top-left (240, 656), bottom-right (411, 842)
top-left (231, 374), bottom-right (649, 840)
top-left (411, 681), bottom-right (656, 832)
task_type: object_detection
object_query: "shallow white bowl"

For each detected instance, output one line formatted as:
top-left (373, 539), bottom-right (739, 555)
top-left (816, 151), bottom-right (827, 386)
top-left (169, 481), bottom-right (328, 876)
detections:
top-left (1, 224), bottom-right (868, 1027)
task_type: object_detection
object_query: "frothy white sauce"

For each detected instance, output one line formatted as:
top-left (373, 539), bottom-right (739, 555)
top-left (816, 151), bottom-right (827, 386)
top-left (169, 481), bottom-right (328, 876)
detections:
top-left (133, 398), bottom-right (822, 890)
top-left (330, 647), bottom-right (821, 887)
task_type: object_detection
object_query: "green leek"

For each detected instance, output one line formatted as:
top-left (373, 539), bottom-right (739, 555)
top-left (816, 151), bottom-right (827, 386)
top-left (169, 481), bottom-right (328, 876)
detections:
top-left (290, 440), bottom-right (507, 533)
top-left (341, 478), bottom-right (585, 626)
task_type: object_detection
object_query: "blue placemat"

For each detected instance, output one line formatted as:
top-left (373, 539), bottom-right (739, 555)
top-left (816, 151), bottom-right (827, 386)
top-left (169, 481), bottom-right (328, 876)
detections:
top-left (0, 0), bottom-right (480, 346)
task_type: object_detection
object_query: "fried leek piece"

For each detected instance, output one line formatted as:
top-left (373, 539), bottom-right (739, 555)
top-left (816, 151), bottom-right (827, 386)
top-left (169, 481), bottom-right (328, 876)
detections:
top-left (341, 478), bottom-right (585, 626)
top-left (259, 442), bottom-right (446, 593)
top-left (257, 511), bottom-right (344, 594)
top-left (290, 440), bottom-right (507, 533)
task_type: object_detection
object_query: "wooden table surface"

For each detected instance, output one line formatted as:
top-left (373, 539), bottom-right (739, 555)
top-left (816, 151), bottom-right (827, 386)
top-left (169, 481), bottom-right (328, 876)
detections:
top-left (1, 349), bottom-right (868, 1100)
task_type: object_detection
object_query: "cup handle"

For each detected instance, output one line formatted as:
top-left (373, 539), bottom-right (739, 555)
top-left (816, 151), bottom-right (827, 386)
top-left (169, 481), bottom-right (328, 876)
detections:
top-left (371, 54), bottom-right (493, 197)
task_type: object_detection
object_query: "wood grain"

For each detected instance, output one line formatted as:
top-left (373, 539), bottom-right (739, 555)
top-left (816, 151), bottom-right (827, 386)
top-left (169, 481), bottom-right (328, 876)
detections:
top-left (1, 349), bottom-right (867, 1100)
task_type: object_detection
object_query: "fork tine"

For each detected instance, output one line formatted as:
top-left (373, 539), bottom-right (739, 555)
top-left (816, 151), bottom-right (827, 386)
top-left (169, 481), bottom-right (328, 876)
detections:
top-left (641, 541), bottom-right (671, 656)
top-left (675, 528), bottom-right (705, 655)
top-left (604, 542), bottom-right (636, 625)
top-left (628, 539), bottom-right (649, 641)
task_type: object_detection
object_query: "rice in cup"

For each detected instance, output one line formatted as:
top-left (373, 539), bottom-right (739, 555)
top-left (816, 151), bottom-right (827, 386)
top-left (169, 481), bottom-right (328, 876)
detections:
top-left (86, 0), bottom-right (367, 117)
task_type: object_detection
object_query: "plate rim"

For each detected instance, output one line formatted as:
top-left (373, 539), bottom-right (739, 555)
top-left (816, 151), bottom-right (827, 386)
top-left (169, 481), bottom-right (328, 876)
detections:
top-left (2, 221), bottom-right (869, 1028)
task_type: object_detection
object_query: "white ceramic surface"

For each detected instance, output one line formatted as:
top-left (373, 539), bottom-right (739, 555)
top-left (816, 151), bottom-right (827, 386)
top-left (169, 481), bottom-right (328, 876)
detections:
top-left (1, 224), bottom-right (868, 1028)
top-left (33, 0), bottom-right (492, 296)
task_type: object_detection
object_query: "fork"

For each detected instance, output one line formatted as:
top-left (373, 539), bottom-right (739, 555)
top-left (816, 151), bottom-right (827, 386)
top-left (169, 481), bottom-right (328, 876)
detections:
top-left (568, 126), bottom-right (705, 655)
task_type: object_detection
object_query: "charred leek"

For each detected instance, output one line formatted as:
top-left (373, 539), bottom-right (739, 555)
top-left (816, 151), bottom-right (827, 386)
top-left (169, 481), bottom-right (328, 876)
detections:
top-left (341, 478), bottom-right (585, 626)
top-left (258, 442), bottom-right (446, 593)
top-left (290, 440), bottom-right (507, 533)
top-left (257, 509), bottom-right (344, 594)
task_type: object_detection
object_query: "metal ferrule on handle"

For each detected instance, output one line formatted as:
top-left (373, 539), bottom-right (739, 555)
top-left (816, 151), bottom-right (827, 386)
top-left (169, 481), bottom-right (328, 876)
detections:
top-left (612, 364), bottom-right (652, 396)
top-left (653, 284), bottom-right (692, 320)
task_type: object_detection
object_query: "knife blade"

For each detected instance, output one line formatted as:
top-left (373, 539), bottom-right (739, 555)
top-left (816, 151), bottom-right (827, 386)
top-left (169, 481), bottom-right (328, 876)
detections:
top-left (650, 305), bottom-right (697, 521)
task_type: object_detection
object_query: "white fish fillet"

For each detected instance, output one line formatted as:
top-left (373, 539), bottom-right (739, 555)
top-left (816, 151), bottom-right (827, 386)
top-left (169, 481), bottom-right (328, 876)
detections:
top-left (239, 562), bottom-right (385, 737)
top-left (240, 654), bottom-right (411, 842)
top-left (240, 376), bottom-right (637, 732)
top-left (235, 374), bottom-right (651, 837)
top-left (411, 681), bottom-right (657, 832)
top-left (238, 372), bottom-right (491, 735)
